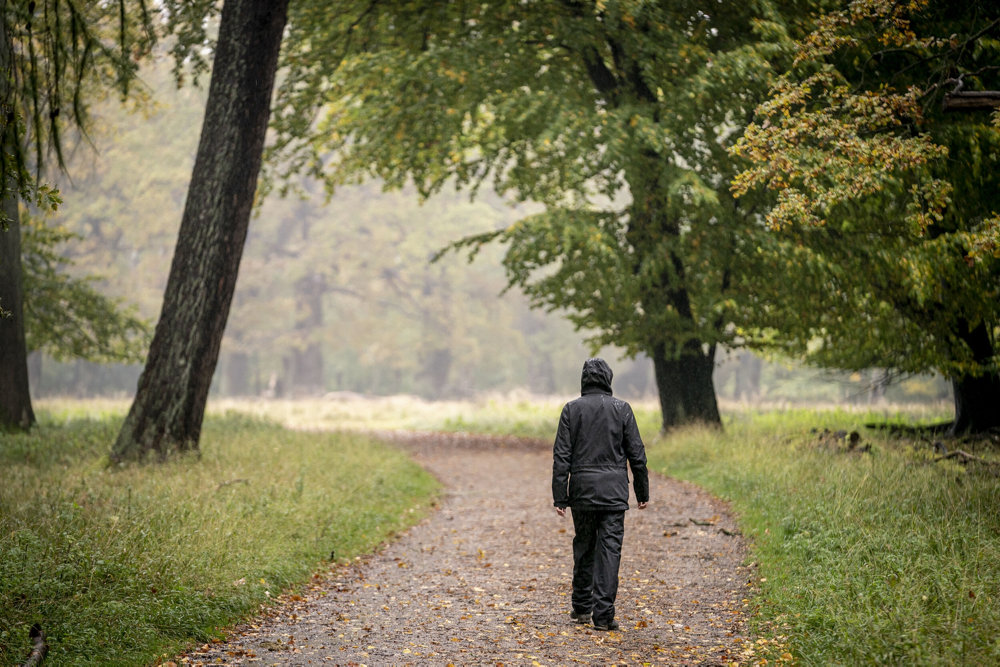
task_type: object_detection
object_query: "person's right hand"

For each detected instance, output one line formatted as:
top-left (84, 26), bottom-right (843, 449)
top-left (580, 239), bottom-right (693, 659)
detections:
top-left (637, 501), bottom-right (648, 510)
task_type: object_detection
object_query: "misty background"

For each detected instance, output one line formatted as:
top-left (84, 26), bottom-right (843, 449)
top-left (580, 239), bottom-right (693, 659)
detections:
top-left (29, 60), bottom-right (950, 407)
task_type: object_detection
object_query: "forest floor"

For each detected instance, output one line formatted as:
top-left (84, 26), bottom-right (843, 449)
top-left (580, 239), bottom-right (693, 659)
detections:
top-left (176, 432), bottom-right (754, 666)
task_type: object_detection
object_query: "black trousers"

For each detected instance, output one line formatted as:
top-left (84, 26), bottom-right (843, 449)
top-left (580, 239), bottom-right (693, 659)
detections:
top-left (570, 508), bottom-right (625, 624)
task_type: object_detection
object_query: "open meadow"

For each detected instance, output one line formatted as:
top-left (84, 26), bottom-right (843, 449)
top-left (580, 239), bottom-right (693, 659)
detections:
top-left (2, 396), bottom-right (997, 665)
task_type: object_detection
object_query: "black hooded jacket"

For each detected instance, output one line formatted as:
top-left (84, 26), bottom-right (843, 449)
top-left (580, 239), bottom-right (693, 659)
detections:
top-left (552, 358), bottom-right (649, 511)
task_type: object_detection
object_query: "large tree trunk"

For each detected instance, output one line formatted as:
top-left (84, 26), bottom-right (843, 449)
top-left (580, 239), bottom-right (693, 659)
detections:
top-left (650, 340), bottom-right (721, 432)
top-left (625, 142), bottom-right (723, 433)
top-left (0, 9), bottom-right (35, 431)
top-left (111, 0), bottom-right (289, 461)
top-left (678, 341), bottom-right (721, 424)
top-left (0, 195), bottom-right (35, 430)
top-left (651, 343), bottom-right (684, 431)
top-left (950, 321), bottom-right (1000, 435)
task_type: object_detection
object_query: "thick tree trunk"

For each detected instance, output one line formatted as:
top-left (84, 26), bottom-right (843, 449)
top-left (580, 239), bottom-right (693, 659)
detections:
top-left (625, 143), bottom-right (723, 433)
top-left (0, 195), bottom-right (35, 429)
top-left (651, 343), bottom-right (684, 431)
top-left (651, 341), bottom-right (720, 432)
top-left (678, 341), bottom-right (721, 424)
top-left (951, 373), bottom-right (1000, 434)
top-left (949, 321), bottom-right (1000, 435)
top-left (0, 8), bottom-right (35, 431)
top-left (111, 0), bottom-right (289, 461)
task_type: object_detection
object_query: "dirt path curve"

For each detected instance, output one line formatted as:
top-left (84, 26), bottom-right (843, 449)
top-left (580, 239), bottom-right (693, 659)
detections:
top-left (181, 432), bottom-right (752, 666)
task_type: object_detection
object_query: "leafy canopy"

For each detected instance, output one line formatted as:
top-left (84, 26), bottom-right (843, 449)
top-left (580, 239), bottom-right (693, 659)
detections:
top-left (730, 0), bottom-right (1000, 379)
top-left (272, 0), bottom-right (797, 362)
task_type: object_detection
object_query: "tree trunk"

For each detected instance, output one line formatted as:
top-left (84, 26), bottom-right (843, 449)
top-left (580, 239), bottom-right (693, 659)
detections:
top-left (223, 351), bottom-right (251, 396)
top-left (651, 343), bottom-right (684, 432)
top-left (950, 321), bottom-right (1000, 435)
top-left (0, 194), bottom-right (35, 430)
top-left (734, 351), bottom-right (761, 401)
top-left (625, 143), bottom-right (723, 433)
top-left (651, 340), bottom-right (721, 432)
top-left (0, 8), bottom-right (35, 431)
top-left (111, 0), bottom-right (289, 461)
top-left (289, 272), bottom-right (325, 394)
top-left (678, 341), bottom-right (722, 424)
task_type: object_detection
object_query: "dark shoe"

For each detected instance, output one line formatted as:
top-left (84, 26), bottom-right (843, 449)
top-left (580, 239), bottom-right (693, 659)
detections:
top-left (593, 619), bottom-right (620, 631)
top-left (570, 610), bottom-right (591, 624)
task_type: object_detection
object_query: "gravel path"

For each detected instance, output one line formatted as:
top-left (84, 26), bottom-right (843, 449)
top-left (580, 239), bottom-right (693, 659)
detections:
top-left (180, 432), bottom-right (752, 666)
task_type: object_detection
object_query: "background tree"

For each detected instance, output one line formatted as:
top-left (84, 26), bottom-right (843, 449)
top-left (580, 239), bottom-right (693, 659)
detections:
top-left (0, 0), bottom-right (152, 430)
top-left (732, 0), bottom-right (1000, 433)
top-left (111, 0), bottom-right (289, 461)
top-left (40, 54), bottom-right (600, 401)
top-left (21, 212), bottom-right (149, 364)
top-left (270, 0), bottom-right (802, 430)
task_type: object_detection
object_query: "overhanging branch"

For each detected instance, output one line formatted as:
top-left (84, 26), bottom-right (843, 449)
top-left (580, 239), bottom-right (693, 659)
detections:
top-left (943, 91), bottom-right (1000, 111)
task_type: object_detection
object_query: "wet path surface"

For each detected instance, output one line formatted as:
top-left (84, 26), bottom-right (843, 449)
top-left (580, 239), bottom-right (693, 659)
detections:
top-left (181, 433), bottom-right (751, 665)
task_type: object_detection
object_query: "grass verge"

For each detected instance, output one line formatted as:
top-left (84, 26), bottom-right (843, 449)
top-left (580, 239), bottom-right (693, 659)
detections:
top-left (646, 410), bottom-right (1000, 665)
top-left (0, 408), bottom-right (438, 666)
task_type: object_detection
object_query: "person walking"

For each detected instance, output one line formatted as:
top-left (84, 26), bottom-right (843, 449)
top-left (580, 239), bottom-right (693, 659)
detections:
top-left (552, 357), bottom-right (649, 631)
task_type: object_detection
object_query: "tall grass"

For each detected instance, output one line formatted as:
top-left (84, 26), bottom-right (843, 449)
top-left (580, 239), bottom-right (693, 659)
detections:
top-left (0, 407), bottom-right (438, 666)
top-left (646, 410), bottom-right (1000, 665)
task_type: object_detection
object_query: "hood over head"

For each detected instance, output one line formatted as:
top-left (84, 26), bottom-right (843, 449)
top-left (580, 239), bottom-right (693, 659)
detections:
top-left (580, 357), bottom-right (613, 395)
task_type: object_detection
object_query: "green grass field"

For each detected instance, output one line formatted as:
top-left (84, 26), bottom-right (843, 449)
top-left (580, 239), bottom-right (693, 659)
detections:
top-left (0, 404), bottom-right (438, 666)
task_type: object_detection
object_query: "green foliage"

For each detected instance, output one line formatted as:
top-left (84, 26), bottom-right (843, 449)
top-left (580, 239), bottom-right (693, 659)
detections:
top-left (647, 414), bottom-right (1000, 664)
top-left (271, 0), bottom-right (799, 377)
top-left (48, 56), bottom-right (598, 399)
top-left (731, 0), bottom-right (1000, 381)
top-left (0, 406), bottom-right (438, 665)
top-left (21, 211), bottom-right (149, 362)
top-left (0, 0), bottom-right (156, 197)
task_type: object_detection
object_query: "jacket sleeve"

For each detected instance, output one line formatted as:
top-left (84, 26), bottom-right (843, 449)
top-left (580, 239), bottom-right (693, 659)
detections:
top-left (552, 404), bottom-right (572, 507)
top-left (623, 404), bottom-right (649, 504)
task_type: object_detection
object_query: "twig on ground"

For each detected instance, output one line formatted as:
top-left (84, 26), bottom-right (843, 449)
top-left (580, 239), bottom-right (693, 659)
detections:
top-left (216, 478), bottom-right (249, 491)
top-left (934, 450), bottom-right (1000, 472)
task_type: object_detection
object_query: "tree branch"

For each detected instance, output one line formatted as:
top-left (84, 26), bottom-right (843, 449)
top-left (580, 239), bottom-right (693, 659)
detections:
top-left (943, 90), bottom-right (1000, 111)
top-left (22, 624), bottom-right (47, 667)
top-left (934, 449), bottom-right (1000, 471)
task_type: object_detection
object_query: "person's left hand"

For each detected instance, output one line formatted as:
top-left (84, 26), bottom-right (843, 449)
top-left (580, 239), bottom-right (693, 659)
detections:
top-left (555, 507), bottom-right (566, 517)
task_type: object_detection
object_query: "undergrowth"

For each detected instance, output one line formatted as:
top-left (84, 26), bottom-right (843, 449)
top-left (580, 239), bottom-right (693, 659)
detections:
top-left (0, 408), bottom-right (438, 666)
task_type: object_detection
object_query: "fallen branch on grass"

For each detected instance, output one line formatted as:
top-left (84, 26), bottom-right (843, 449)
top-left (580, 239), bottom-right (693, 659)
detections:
top-left (21, 623), bottom-right (47, 667)
top-left (934, 450), bottom-right (1000, 471)
top-left (865, 421), bottom-right (953, 436)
